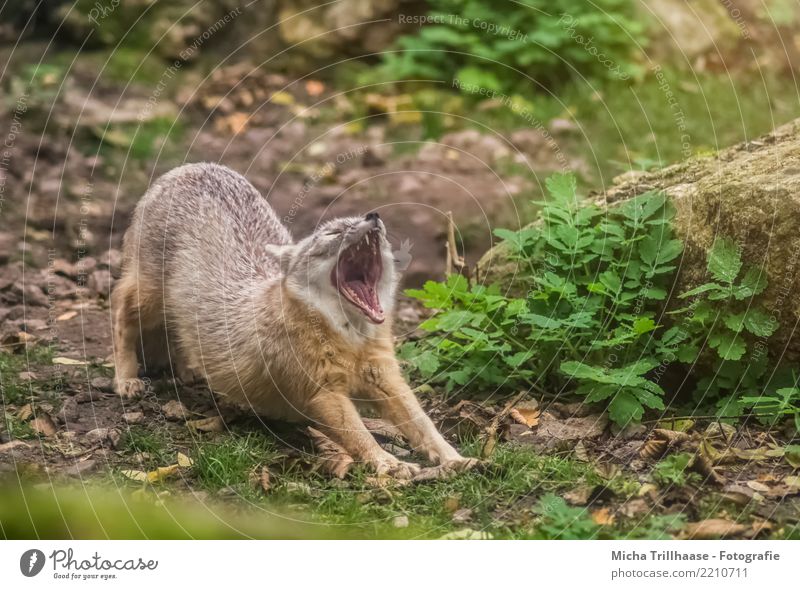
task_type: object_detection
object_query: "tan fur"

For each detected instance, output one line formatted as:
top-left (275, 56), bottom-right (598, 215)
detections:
top-left (112, 163), bottom-right (472, 478)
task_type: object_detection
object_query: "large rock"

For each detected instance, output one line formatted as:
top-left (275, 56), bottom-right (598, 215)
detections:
top-left (477, 117), bottom-right (800, 361)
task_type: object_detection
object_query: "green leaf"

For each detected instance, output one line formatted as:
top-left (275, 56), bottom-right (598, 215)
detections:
top-left (623, 358), bottom-right (660, 376)
top-left (599, 270), bottom-right (621, 295)
top-left (675, 343), bottom-right (699, 363)
top-left (493, 227), bottom-right (538, 252)
top-left (504, 350), bottom-right (534, 368)
top-left (743, 308), bottom-right (777, 337)
top-left (639, 233), bottom-right (682, 267)
top-left (708, 330), bottom-right (747, 361)
top-left (632, 316), bottom-right (656, 335)
top-left (608, 391), bottom-right (644, 425)
top-left (723, 312), bottom-right (746, 333)
top-left (560, 360), bottom-right (603, 380)
top-left (679, 282), bottom-right (723, 299)
top-left (545, 173), bottom-right (577, 203)
top-left (707, 238), bottom-right (741, 283)
top-left (410, 350), bottom-right (439, 377)
top-left (521, 313), bottom-right (561, 329)
top-left (644, 286), bottom-right (667, 300)
top-left (734, 267), bottom-right (768, 299)
top-left (437, 310), bottom-right (478, 331)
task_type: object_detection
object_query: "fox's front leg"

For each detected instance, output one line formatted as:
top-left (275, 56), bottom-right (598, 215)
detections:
top-left (304, 388), bottom-right (421, 479)
top-left (360, 359), bottom-right (477, 471)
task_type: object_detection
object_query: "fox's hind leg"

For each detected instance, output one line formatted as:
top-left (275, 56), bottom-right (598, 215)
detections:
top-left (112, 272), bottom-right (161, 398)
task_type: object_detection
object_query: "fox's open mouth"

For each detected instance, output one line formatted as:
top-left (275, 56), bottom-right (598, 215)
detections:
top-left (331, 230), bottom-right (384, 323)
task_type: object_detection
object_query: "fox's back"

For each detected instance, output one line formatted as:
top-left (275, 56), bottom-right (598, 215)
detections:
top-left (123, 162), bottom-right (291, 286)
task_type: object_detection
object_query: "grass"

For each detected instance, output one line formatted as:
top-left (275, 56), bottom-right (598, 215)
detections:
top-left (192, 433), bottom-right (277, 491)
top-left (0, 345), bottom-right (57, 406)
top-left (119, 426), bottom-right (177, 469)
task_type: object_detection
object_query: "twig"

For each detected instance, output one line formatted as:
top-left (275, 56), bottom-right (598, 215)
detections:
top-left (444, 211), bottom-right (468, 279)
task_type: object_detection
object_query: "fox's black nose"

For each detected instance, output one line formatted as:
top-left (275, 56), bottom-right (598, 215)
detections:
top-left (365, 212), bottom-right (380, 223)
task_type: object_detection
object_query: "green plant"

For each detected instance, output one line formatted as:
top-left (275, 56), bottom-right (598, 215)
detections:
top-left (677, 237), bottom-right (774, 362)
top-left (403, 171), bottom-right (798, 430)
top-left (532, 494), bottom-right (601, 539)
top-left (402, 173), bottom-right (681, 425)
top-left (374, 0), bottom-right (644, 93)
top-left (670, 238), bottom-right (799, 427)
top-left (651, 452), bottom-right (698, 487)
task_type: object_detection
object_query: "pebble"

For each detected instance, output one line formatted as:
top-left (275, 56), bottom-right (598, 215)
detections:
top-left (123, 412), bottom-right (144, 425)
top-left (161, 400), bottom-right (189, 421)
top-left (392, 515), bottom-right (409, 528)
top-left (90, 376), bottom-right (115, 392)
top-left (85, 427), bottom-right (121, 448)
top-left (62, 459), bottom-right (98, 477)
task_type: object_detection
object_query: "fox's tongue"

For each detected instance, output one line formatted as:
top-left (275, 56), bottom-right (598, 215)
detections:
top-left (345, 279), bottom-right (384, 323)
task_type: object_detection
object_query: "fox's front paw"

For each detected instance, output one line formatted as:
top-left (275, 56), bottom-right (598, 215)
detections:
top-left (440, 457), bottom-right (482, 473)
top-left (373, 457), bottom-right (422, 480)
top-left (412, 457), bottom-right (483, 482)
top-left (115, 377), bottom-right (146, 399)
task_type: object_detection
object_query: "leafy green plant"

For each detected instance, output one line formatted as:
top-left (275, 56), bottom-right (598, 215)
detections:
top-left (670, 238), bottom-right (798, 426)
top-left (651, 453), bottom-right (698, 487)
top-left (402, 173), bottom-right (682, 425)
top-left (403, 172), bottom-right (796, 430)
top-left (375, 0), bottom-right (645, 92)
top-left (676, 237), bottom-right (774, 362)
top-left (532, 494), bottom-right (601, 539)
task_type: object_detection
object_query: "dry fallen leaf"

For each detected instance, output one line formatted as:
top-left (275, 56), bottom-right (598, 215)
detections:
top-left (784, 475), bottom-right (800, 490)
top-left (362, 418), bottom-right (404, 445)
top-left (595, 462), bottom-right (620, 480)
top-left (56, 310), bottom-right (78, 321)
top-left (146, 464), bottom-right (180, 483)
top-left (31, 413), bottom-right (57, 437)
top-left (187, 416), bottom-right (225, 433)
top-left (573, 440), bottom-right (590, 462)
top-left (731, 447), bottom-right (784, 462)
top-left (307, 427), bottom-right (354, 479)
top-left (305, 80), bottom-right (325, 96)
top-left (53, 356), bottom-right (88, 366)
top-left (16, 404), bottom-right (34, 421)
top-left (563, 485), bottom-right (594, 506)
top-left (592, 507), bottom-right (616, 526)
top-left (258, 466), bottom-right (271, 493)
top-left (639, 438), bottom-right (668, 461)
top-left (684, 518), bottom-right (749, 539)
top-left (121, 469), bottom-right (148, 482)
top-left (176, 452), bottom-right (193, 468)
top-left (651, 428), bottom-right (690, 444)
top-left (269, 91), bottom-right (295, 106)
top-left (746, 480), bottom-right (771, 493)
top-left (692, 452), bottom-right (725, 485)
top-left (215, 112), bottom-right (249, 135)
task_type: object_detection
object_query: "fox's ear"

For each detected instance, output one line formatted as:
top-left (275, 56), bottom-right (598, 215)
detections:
top-left (264, 243), bottom-right (296, 274)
